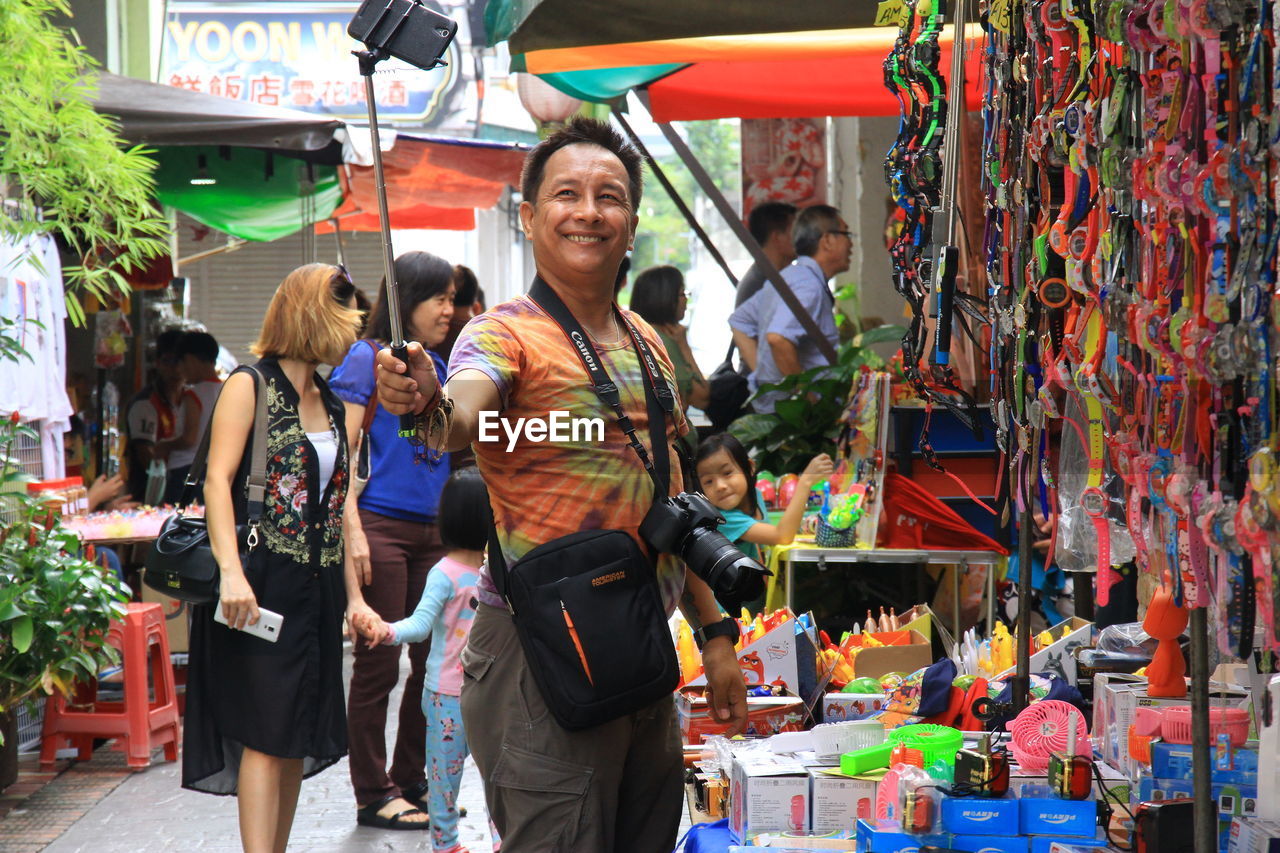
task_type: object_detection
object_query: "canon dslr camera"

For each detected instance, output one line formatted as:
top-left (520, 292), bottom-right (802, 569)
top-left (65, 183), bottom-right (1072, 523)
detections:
top-left (640, 492), bottom-right (770, 608)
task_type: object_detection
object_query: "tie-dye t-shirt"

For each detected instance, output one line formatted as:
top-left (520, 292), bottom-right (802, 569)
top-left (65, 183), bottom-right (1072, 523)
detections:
top-left (448, 293), bottom-right (690, 614)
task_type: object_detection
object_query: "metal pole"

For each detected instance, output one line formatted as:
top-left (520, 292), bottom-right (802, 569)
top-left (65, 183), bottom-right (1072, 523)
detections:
top-left (1011, 424), bottom-right (1038, 716)
top-left (1189, 607), bottom-right (1216, 852)
top-left (613, 112), bottom-right (738, 289)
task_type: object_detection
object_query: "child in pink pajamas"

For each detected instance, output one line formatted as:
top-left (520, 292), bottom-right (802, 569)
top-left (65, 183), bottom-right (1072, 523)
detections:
top-left (360, 470), bottom-right (498, 853)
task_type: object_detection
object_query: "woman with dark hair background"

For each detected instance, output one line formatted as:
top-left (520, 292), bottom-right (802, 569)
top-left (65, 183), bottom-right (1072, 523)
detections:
top-left (629, 265), bottom-right (709, 446)
top-left (329, 251), bottom-right (455, 830)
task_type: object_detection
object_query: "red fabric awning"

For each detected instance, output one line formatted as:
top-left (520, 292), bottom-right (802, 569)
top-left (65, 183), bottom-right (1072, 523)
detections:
top-left (319, 135), bottom-right (527, 233)
top-left (645, 43), bottom-right (983, 122)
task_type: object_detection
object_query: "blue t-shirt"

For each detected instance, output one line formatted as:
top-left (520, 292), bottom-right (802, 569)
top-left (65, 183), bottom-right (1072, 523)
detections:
top-left (329, 340), bottom-right (450, 523)
top-left (717, 488), bottom-right (766, 563)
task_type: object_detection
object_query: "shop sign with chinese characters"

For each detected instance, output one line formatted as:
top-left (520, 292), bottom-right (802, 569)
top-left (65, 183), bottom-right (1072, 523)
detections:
top-left (160, 0), bottom-right (465, 127)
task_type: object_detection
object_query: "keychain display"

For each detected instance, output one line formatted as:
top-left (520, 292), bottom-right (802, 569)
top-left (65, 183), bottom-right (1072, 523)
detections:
top-left (886, 0), bottom-right (1279, 655)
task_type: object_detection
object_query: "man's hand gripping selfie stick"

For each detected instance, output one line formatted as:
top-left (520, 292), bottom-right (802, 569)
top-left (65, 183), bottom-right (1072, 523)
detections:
top-left (348, 0), bottom-right (458, 439)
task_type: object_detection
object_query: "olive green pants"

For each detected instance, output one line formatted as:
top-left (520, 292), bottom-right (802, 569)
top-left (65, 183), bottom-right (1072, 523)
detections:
top-left (459, 604), bottom-right (684, 853)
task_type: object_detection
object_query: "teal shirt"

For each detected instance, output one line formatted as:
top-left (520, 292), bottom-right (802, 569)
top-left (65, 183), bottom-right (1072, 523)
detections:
top-left (717, 488), bottom-right (767, 563)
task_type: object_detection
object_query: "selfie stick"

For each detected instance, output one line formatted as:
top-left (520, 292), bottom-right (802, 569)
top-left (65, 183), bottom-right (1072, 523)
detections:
top-left (349, 2), bottom-right (456, 439)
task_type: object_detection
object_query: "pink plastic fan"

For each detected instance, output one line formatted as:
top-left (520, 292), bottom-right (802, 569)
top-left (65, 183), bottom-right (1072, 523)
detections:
top-left (1006, 700), bottom-right (1089, 773)
top-left (875, 768), bottom-right (901, 823)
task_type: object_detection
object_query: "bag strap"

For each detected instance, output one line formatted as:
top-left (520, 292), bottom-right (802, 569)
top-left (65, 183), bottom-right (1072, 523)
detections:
top-left (180, 365), bottom-right (269, 522)
top-left (359, 339), bottom-right (380, 435)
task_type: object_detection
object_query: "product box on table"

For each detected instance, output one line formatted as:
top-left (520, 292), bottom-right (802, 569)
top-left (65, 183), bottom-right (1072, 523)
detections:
top-left (678, 687), bottom-right (805, 743)
top-left (1029, 831), bottom-right (1114, 853)
top-left (846, 629), bottom-right (932, 680)
top-left (686, 618), bottom-right (800, 694)
top-left (808, 767), bottom-right (876, 834)
top-left (941, 793), bottom-right (1021, 835)
top-left (995, 617), bottom-right (1092, 685)
top-left (729, 753), bottom-right (810, 842)
top-left (853, 819), bottom-right (950, 853)
top-left (1229, 816), bottom-right (1280, 853)
top-left (948, 834), bottom-right (1030, 853)
top-left (1018, 785), bottom-right (1098, 837)
top-left (822, 693), bottom-right (887, 723)
top-left (1137, 776), bottom-right (1258, 850)
top-left (1148, 741), bottom-right (1259, 785)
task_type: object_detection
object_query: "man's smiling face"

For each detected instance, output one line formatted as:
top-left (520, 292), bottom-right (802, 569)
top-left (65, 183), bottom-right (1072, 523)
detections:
top-left (520, 142), bottom-right (637, 292)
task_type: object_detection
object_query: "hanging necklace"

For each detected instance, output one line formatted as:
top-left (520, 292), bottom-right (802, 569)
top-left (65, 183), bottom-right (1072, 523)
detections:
top-left (594, 313), bottom-right (627, 346)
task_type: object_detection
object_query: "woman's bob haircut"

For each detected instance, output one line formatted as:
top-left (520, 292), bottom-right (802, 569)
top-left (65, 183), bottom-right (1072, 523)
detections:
top-left (251, 264), bottom-right (361, 365)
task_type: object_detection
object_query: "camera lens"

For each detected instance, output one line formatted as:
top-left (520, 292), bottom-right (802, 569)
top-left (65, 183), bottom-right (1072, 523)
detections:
top-left (680, 526), bottom-right (769, 608)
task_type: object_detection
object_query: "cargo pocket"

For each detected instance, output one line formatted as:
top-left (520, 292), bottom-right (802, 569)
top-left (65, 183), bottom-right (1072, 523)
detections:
top-left (489, 744), bottom-right (591, 851)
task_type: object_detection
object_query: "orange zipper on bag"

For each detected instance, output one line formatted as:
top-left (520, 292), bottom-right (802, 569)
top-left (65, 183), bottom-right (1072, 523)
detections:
top-left (561, 600), bottom-right (593, 685)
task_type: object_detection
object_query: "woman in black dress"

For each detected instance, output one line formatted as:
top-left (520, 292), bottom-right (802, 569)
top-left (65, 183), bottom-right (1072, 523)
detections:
top-left (182, 264), bottom-right (367, 853)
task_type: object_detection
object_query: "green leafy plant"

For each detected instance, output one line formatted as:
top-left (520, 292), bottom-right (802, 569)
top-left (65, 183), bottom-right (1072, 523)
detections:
top-left (0, 0), bottom-right (169, 325)
top-left (729, 325), bottom-right (905, 474)
top-left (0, 336), bottom-right (130, 734)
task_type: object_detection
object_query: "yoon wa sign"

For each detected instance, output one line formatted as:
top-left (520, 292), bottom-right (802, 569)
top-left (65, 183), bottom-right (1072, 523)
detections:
top-left (161, 0), bottom-right (466, 128)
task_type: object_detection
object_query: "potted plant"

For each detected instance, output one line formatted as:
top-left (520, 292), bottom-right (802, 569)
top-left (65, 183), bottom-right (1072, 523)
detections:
top-left (0, 338), bottom-right (130, 788)
top-left (729, 325), bottom-right (904, 475)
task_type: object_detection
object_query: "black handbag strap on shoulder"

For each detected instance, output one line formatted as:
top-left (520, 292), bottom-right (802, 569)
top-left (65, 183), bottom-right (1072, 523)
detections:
top-left (180, 364), bottom-right (269, 526)
top-left (486, 277), bottom-right (686, 600)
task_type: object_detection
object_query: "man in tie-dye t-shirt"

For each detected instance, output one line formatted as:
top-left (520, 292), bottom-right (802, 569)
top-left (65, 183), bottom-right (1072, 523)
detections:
top-left (376, 117), bottom-right (746, 853)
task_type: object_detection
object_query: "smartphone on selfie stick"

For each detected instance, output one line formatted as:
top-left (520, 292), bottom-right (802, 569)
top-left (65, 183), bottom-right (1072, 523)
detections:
top-left (347, 1), bottom-right (458, 439)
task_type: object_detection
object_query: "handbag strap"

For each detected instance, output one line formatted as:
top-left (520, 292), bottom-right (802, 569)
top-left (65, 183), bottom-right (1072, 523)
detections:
top-left (180, 364), bottom-right (269, 522)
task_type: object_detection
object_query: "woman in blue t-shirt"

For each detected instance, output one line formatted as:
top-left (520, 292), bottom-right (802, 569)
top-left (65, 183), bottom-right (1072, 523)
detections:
top-left (694, 433), bottom-right (833, 563)
top-left (330, 251), bottom-right (455, 831)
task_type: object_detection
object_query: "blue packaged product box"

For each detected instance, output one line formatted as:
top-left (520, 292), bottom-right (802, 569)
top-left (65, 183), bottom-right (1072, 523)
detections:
top-left (942, 794), bottom-right (1021, 836)
top-left (948, 833), bottom-right (1030, 853)
top-left (1027, 830), bottom-right (1112, 853)
top-left (1018, 785), bottom-right (1098, 837)
top-left (1147, 741), bottom-right (1258, 785)
top-left (853, 819), bottom-right (951, 853)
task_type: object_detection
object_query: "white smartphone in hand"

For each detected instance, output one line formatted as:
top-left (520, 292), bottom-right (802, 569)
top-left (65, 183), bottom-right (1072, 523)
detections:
top-left (214, 606), bottom-right (284, 643)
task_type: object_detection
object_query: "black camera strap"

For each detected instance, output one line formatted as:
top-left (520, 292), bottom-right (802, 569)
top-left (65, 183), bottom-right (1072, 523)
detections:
top-left (487, 276), bottom-right (685, 600)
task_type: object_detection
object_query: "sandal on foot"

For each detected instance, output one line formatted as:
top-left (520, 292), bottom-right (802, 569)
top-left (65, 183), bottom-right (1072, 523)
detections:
top-left (402, 782), bottom-right (467, 818)
top-left (356, 795), bottom-right (430, 830)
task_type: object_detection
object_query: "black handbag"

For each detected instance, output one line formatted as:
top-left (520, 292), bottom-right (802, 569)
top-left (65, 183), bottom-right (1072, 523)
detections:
top-left (144, 366), bottom-right (268, 604)
top-left (705, 343), bottom-right (750, 431)
top-left (485, 278), bottom-right (682, 731)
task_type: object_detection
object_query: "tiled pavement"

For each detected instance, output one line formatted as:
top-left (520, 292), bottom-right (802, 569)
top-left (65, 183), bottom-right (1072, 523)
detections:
top-left (2, 644), bottom-right (697, 852)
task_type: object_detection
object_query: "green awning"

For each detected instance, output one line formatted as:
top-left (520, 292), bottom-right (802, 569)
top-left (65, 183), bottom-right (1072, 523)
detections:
top-left (533, 65), bottom-right (685, 102)
top-left (152, 146), bottom-right (341, 242)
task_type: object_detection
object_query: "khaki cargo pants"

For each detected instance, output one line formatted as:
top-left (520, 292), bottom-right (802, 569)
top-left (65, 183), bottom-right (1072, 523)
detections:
top-left (460, 603), bottom-right (684, 853)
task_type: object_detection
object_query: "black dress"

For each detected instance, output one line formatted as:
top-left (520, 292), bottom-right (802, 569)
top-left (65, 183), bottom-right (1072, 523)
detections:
top-left (183, 358), bottom-right (350, 795)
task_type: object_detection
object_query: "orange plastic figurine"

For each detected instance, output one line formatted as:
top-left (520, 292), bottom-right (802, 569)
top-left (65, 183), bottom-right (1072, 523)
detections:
top-left (1143, 579), bottom-right (1188, 698)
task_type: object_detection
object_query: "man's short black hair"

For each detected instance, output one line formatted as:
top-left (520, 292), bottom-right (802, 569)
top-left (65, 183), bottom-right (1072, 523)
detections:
top-left (438, 468), bottom-right (492, 551)
top-left (176, 331), bottom-right (219, 363)
top-left (792, 205), bottom-right (843, 257)
top-left (748, 201), bottom-right (798, 245)
top-left (520, 116), bottom-right (643, 210)
top-left (154, 328), bottom-right (184, 359)
top-left (453, 264), bottom-right (479, 307)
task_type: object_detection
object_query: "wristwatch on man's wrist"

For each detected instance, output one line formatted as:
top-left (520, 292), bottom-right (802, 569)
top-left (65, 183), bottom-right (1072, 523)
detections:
top-left (694, 617), bottom-right (739, 651)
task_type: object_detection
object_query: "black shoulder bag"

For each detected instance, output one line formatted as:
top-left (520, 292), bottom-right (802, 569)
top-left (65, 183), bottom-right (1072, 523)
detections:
top-left (486, 278), bottom-right (682, 731)
top-left (144, 365), bottom-right (268, 604)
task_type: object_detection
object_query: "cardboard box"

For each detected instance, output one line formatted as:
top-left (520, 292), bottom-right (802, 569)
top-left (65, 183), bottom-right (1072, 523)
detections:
top-left (847, 629), bottom-right (932, 680)
top-left (808, 767), bottom-right (875, 834)
top-left (853, 819), bottom-right (951, 853)
top-left (687, 619), bottom-right (799, 693)
top-left (677, 688), bottom-right (805, 743)
top-left (949, 834), bottom-right (1030, 853)
top-left (1229, 816), bottom-right (1280, 853)
top-left (996, 617), bottom-right (1092, 686)
top-left (1018, 785), bottom-right (1098, 837)
top-left (140, 585), bottom-right (189, 653)
top-left (1148, 741), bottom-right (1259, 785)
top-left (729, 753), bottom-right (810, 842)
top-left (941, 794), bottom-right (1020, 835)
top-left (1030, 832), bottom-right (1113, 853)
top-left (822, 693), bottom-right (886, 723)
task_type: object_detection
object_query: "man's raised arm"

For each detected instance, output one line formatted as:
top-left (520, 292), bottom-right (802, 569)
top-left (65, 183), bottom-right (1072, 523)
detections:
top-left (375, 342), bottom-right (500, 453)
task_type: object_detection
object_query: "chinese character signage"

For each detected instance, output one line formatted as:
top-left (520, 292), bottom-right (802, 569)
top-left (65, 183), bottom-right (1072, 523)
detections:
top-left (161, 0), bottom-right (469, 129)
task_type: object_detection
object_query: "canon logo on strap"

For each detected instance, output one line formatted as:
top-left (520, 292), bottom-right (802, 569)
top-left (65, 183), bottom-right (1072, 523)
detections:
top-left (569, 330), bottom-right (599, 372)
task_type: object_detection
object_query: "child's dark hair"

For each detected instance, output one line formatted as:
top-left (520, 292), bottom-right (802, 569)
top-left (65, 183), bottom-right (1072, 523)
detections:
top-left (438, 469), bottom-right (492, 551)
top-left (694, 432), bottom-right (758, 517)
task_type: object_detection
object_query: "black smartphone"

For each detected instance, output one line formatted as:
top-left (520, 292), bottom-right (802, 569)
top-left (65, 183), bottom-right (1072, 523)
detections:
top-left (347, 0), bottom-right (457, 72)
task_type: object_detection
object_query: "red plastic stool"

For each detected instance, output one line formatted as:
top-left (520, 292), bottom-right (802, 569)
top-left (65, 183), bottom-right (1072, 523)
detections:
top-left (40, 602), bottom-right (180, 769)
